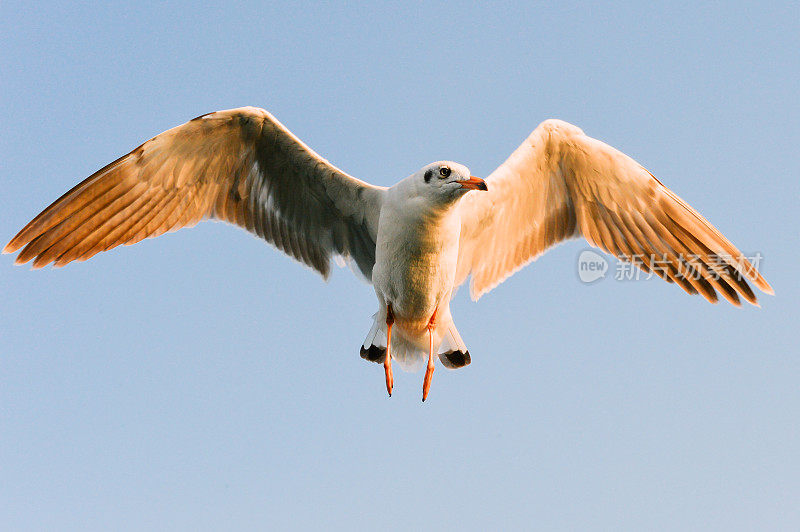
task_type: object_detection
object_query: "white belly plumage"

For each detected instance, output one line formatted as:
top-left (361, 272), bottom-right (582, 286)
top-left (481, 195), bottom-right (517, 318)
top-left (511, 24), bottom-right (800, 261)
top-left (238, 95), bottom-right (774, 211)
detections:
top-left (373, 207), bottom-right (459, 331)
top-left (363, 203), bottom-right (469, 370)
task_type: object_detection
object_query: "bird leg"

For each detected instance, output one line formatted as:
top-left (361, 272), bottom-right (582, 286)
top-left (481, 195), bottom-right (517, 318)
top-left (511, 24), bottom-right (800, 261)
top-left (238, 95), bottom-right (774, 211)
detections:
top-left (384, 303), bottom-right (394, 397)
top-left (422, 309), bottom-right (437, 402)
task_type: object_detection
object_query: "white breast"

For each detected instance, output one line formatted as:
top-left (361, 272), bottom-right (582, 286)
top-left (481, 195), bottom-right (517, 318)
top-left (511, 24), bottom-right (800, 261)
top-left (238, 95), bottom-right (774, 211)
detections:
top-left (372, 195), bottom-right (461, 328)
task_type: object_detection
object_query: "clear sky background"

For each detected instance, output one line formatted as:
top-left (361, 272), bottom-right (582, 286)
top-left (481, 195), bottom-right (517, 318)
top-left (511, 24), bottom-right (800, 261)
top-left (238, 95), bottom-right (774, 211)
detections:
top-left (1, 2), bottom-right (798, 530)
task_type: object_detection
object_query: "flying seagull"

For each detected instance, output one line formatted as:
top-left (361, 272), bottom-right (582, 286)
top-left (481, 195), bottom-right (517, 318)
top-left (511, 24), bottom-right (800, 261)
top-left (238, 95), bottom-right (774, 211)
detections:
top-left (5, 107), bottom-right (773, 401)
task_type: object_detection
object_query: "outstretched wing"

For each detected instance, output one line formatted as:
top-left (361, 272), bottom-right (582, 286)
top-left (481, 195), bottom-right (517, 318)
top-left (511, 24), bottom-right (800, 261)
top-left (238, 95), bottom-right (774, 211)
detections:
top-left (456, 119), bottom-right (773, 305)
top-left (5, 107), bottom-right (385, 280)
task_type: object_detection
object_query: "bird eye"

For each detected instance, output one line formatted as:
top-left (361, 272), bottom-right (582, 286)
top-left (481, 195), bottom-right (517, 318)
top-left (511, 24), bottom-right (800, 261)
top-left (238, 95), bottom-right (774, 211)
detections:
top-left (439, 167), bottom-right (451, 178)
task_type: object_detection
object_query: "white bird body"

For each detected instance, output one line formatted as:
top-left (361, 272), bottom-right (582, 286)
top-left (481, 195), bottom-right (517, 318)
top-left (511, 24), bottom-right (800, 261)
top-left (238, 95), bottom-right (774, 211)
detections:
top-left (5, 107), bottom-right (773, 400)
top-left (370, 171), bottom-right (465, 369)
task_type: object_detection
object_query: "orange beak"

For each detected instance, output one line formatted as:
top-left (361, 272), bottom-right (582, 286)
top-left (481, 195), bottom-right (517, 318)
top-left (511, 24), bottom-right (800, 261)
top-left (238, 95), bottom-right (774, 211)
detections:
top-left (460, 176), bottom-right (488, 191)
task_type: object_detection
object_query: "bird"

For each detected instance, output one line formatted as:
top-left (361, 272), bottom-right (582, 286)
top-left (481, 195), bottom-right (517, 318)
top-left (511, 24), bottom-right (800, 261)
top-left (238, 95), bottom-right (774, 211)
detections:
top-left (4, 106), bottom-right (773, 401)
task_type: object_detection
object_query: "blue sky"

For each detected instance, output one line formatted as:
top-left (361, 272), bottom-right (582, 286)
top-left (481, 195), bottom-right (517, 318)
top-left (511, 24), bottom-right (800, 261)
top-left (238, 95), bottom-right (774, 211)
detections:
top-left (1, 2), bottom-right (798, 529)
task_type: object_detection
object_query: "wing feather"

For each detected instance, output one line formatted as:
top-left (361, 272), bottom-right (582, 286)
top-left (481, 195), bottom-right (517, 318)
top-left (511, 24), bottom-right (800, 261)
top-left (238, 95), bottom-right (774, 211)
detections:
top-left (5, 107), bottom-right (385, 280)
top-left (457, 119), bottom-right (772, 305)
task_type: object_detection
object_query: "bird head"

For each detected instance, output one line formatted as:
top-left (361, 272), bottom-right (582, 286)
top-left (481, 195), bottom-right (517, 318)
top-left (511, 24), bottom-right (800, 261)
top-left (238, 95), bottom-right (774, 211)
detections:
top-left (412, 161), bottom-right (488, 205)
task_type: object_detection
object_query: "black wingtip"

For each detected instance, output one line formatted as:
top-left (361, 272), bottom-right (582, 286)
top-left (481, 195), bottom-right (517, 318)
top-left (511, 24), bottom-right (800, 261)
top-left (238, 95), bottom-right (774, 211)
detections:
top-left (360, 344), bottom-right (387, 363)
top-left (439, 350), bottom-right (471, 369)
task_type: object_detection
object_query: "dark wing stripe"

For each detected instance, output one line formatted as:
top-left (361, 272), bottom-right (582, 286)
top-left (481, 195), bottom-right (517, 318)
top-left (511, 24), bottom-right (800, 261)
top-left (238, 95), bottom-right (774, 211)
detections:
top-left (82, 188), bottom-right (163, 260)
top-left (124, 189), bottom-right (182, 247)
top-left (661, 206), bottom-right (757, 303)
top-left (642, 211), bottom-right (719, 303)
top-left (65, 182), bottom-right (153, 264)
top-left (659, 191), bottom-right (769, 292)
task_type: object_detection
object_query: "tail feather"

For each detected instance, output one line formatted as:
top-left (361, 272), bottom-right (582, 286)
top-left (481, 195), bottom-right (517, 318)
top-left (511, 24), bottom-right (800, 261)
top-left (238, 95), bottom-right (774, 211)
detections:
top-left (361, 310), bottom-right (388, 362)
top-left (387, 335), bottom-right (427, 371)
top-left (360, 313), bottom-right (471, 371)
top-left (360, 344), bottom-right (386, 363)
top-left (437, 323), bottom-right (471, 369)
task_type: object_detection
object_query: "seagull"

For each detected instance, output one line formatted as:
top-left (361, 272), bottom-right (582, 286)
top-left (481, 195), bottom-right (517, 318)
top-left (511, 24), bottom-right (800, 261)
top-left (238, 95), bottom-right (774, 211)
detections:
top-left (5, 107), bottom-right (773, 401)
